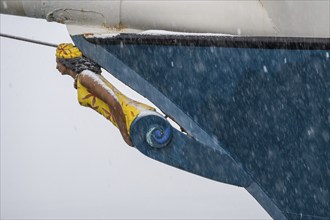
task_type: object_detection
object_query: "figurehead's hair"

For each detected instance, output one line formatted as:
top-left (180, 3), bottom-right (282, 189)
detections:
top-left (56, 43), bottom-right (101, 74)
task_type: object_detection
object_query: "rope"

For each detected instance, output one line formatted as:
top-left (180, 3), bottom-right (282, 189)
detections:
top-left (0, 33), bottom-right (58, 48)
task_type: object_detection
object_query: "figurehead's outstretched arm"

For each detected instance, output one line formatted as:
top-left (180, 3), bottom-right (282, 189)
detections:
top-left (55, 43), bottom-right (155, 146)
top-left (77, 72), bottom-right (133, 146)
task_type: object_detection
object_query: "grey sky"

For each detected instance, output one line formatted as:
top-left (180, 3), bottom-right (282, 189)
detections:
top-left (0, 14), bottom-right (271, 219)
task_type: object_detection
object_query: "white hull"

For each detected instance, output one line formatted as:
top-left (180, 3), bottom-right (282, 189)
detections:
top-left (1, 0), bottom-right (329, 37)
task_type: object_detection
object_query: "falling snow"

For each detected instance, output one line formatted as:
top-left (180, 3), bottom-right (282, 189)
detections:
top-left (80, 70), bottom-right (119, 101)
top-left (2, 1), bottom-right (7, 9)
top-left (263, 65), bottom-right (268, 73)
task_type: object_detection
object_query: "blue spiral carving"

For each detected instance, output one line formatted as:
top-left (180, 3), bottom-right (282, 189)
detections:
top-left (146, 125), bottom-right (172, 148)
top-left (130, 113), bottom-right (173, 149)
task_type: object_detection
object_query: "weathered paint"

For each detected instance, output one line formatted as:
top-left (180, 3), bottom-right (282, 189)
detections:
top-left (1, 0), bottom-right (329, 37)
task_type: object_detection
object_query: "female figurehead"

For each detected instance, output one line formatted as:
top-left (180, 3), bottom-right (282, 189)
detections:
top-left (55, 43), bottom-right (155, 146)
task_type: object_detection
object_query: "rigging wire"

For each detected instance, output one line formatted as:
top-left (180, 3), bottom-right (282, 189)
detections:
top-left (0, 33), bottom-right (58, 48)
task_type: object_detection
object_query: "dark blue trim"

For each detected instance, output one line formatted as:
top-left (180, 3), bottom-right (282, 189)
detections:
top-left (86, 34), bottom-right (330, 50)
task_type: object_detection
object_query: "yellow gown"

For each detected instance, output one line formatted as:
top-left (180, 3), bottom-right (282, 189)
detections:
top-left (76, 74), bottom-right (155, 134)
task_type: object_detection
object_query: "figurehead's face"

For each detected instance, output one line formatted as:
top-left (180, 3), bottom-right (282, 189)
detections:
top-left (56, 59), bottom-right (67, 74)
top-left (55, 43), bottom-right (83, 78)
top-left (55, 43), bottom-right (101, 78)
top-left (56, 58), bottom-right (78, 78)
